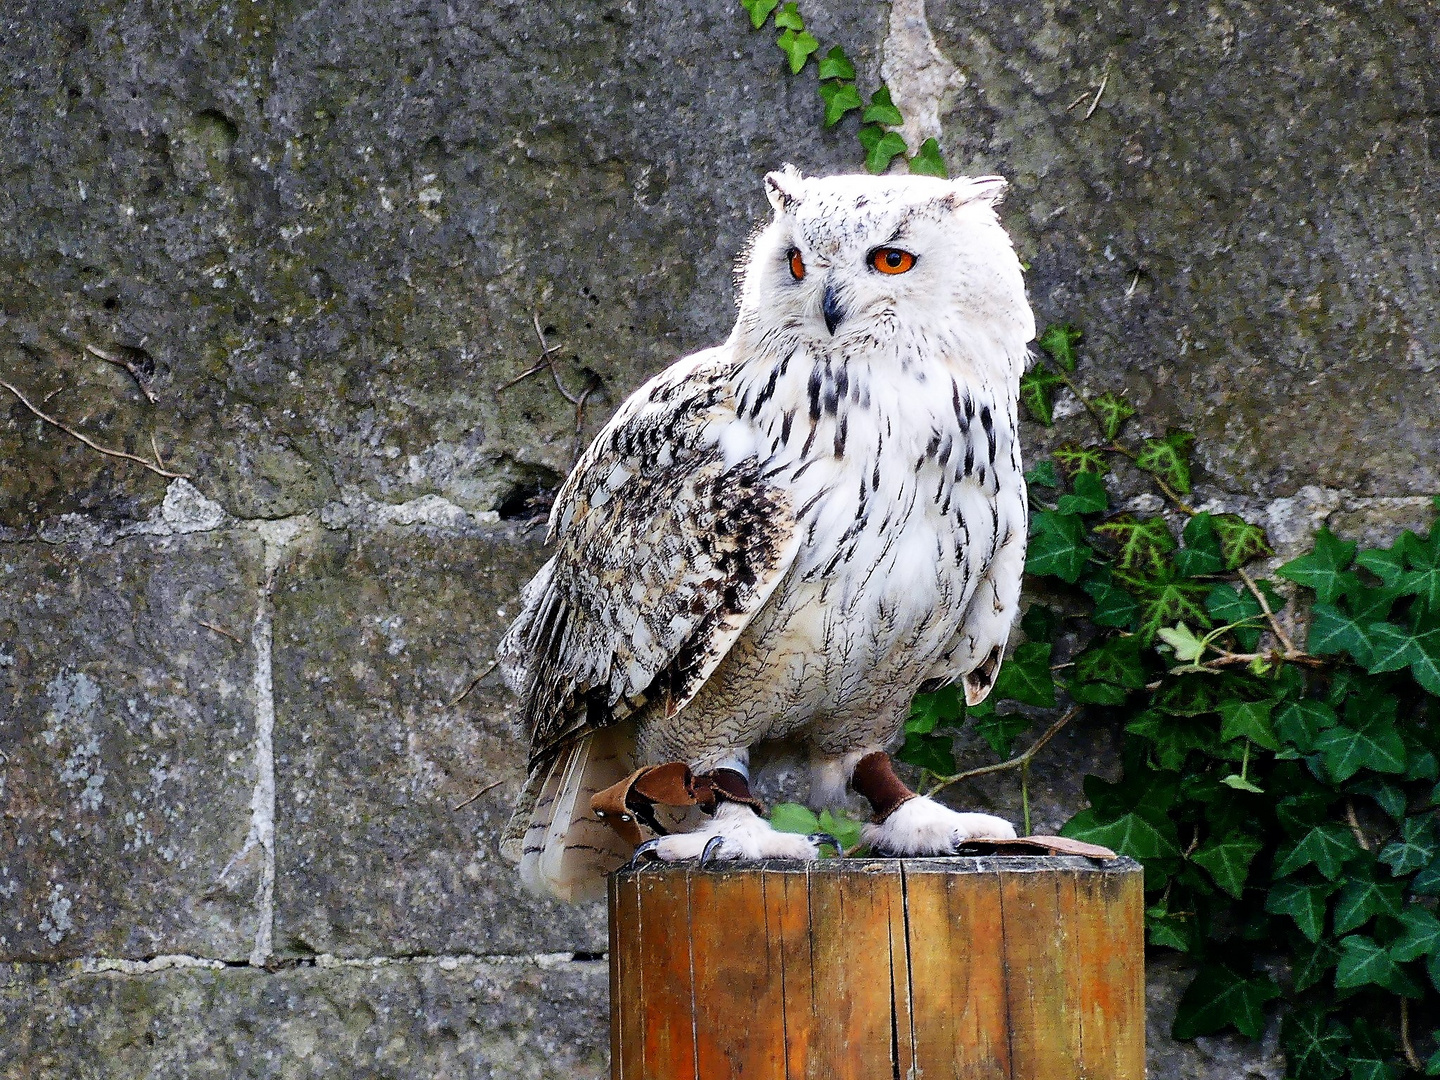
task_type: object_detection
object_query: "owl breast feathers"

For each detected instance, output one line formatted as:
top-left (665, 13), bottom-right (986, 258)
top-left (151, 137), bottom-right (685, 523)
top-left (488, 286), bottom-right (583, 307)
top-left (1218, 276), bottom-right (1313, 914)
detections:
top-left (498, 167), bottom-right (1036, 901)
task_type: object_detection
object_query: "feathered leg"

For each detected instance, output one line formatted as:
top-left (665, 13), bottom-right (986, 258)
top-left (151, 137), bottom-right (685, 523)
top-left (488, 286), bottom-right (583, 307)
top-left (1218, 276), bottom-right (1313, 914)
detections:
top-left (848, 750), bottom-right (1017, 855)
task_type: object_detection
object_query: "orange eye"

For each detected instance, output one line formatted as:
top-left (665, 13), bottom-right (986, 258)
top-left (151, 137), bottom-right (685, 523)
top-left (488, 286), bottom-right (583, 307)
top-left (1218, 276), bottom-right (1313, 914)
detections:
top-left (788, 248), bottom-right (806, 281)
top-left (870, 247), bottom-right (917, 275)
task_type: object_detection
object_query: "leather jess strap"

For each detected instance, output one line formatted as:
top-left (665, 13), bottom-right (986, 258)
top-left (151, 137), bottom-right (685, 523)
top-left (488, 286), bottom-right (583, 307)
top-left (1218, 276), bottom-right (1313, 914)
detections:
top-left (591, 763), bottom-right (764, 847)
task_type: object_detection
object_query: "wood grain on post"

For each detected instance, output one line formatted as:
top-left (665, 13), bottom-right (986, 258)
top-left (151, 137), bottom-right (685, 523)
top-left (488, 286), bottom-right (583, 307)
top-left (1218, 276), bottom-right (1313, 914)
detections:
top-left (608, 856), bottom-right (1144, 1080)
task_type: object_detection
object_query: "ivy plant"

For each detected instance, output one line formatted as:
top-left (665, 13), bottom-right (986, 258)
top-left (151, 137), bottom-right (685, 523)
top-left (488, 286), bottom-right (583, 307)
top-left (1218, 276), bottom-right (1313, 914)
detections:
top-left (739, 0), bottom-right (948, 176)
top-left (901, 325), bottom-right (1440, 1078)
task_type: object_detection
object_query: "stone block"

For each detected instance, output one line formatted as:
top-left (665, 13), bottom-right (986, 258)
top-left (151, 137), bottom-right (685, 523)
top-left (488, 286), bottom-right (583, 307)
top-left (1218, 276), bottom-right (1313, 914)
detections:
top-left (0, 531), bottom-right (264, 961)
top-left (0, 955), bottom-right (608, 1079)
top-left (271, 523), bottom-right (606, 958)
top-left (0, 0), bottom-right (889, 531)
top-left (929, 0), bottom-right (1440, 499)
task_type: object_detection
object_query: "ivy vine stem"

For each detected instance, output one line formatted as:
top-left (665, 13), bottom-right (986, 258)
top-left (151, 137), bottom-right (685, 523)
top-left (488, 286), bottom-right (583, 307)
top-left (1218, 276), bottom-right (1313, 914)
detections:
top-left (923, 706), bottom-right (1080, 798)
top-left (1238, 566), bottom-right (1298, 655)
top-left (1050, 363), bottom-right (1199, 514)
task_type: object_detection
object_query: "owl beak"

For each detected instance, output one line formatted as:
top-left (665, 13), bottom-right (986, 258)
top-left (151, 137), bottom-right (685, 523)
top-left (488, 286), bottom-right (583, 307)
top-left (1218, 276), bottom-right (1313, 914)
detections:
top-left (821, 281), bottom-right (846, 335)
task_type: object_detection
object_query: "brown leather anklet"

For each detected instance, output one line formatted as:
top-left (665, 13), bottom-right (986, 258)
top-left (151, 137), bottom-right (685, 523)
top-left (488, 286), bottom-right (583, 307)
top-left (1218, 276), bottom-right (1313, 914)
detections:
top-left (591, 763), bottom-right (766, 846)
top-left (851, 751), bottom-right (917, 822)
top-left (703, 767), bottom-right (767, 816)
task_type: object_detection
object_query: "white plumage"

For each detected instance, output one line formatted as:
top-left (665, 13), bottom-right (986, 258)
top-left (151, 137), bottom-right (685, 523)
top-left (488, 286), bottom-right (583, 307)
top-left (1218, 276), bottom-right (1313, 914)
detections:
top-left (499, 168), bottom-right (1035, 901)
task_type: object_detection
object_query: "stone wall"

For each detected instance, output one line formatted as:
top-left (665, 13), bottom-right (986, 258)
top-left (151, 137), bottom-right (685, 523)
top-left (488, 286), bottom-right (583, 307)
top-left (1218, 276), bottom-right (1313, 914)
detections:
top-left (1, 0), bottom-right (1435, 1075)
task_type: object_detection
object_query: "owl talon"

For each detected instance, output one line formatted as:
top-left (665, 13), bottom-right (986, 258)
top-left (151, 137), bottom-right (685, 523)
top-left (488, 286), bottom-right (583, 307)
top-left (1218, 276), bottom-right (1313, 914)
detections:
top-left (699, 835), bottom-right (727, 867)
top-left (625, 838), bottom-right (664, 870)
top-left (807, 833), bottom-right (842, 856)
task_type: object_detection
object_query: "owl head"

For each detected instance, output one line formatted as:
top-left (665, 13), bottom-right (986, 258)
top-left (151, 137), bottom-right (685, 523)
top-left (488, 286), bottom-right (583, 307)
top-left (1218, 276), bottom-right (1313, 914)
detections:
top-left (734, 166), bottom-right (1034, 370)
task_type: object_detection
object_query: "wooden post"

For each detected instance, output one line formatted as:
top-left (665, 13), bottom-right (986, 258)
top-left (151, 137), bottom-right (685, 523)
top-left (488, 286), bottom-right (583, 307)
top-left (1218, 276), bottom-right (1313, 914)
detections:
top-left (608, 855), bottom-right (1144, 1079)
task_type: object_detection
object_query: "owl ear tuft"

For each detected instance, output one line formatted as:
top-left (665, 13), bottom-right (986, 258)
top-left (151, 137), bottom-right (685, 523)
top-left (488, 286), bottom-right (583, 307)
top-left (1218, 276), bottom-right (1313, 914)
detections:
top-left (764, 165), bottom-right (805, 213)
top-left (953, 175), bottom-right (1009, 208)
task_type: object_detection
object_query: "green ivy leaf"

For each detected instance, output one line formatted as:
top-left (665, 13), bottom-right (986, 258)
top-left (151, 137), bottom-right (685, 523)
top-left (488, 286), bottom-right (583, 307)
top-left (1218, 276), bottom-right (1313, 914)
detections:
top-left (1053, 442), bottom-right (1110, 476)
top-left (1205, 582), bottom-right (1261, 625)
top-left (1306, 603), bottom-right (1377, 666)
top-left (1020, 603), bottom-right (1059, 644)
top-left (1091, 391), bottom-right (1136, 441)
top-left (1135, 430), bottom-right (1195, 494)
top-left (1073, 634), bottom-right (1148, 690)
top-left (1025, 459), bottom-right (1060, 488)
top-left (860, 84), bottom-right (904, 125)
top-left (1055, 470), bottom-right (1109, 515)
top-left (1280, 1008), bottom-right (1349, 1080)
top-left (1342, 582), bottom-right (1404, 625)
top-left (1399, 527), bottom-right (1440, 615)
top-left (1027, 510), bottom-right (1092, 583)
top-left (858, 123), bottom-right (907, 173)
top-left (1067, 678), bottom-right (1130, 706)
top-left (1192, 832), bottom-right (1264, 898)
top-left (973, 711), bottom-right (1032, 758)
top-left (741, 0), bottom-right (781, 28)
top-left (907, 684), bottom-right (961, 735)
top-left (1277, 528), bottom-right (1359, 603)
top-left (1158, 622), bottom-right (1208, 663)
top-left (1212, 514), bottom-right (1273, 569)
top-left (1407, 627), bottom-right (1440, 695)
top-left (1135, 577), bottom-right (1212, 645)
top-left (1331, 873), bottom-right (1404, 934)
top-left (1363, 621), bottom-right (1440, 695)
top-left (1037, 323), bottom-right (1082, 372)
top-left (1347, 1021), bottom-right (1401, 1080)
top-left (1361, 621), bottom-right (1419, 673)
top-left (1379, 814), bottom-right (1437, 875)
top-left (990, 640), bottom-right (1057, 708)
top-left (1128, 710), bottom-right (1218, 770)
top-left (1313, 716), bottom-right (1406, 783)
top-left (1292, 939), bottom-right (1342, 995)
top-left (907, 137), bottom-right (948, 178)
top-left (1146, 900), bottom-right (1197, 951)
top-left (818, 80), bottom-right (863, 126)
top-left (1218, 699), bottom-right (1279, 750)
top-left (1275, 824), bottom-right (1363, 880)
top-left (816, 44), bottom-right (855, 80)
top-left (1204, 583), bottom-right (1264, 652)
top-left (1082, 570), bottom-right (1141, 629)
top-left (1389, 905), bottom-right (1440, 963)
top-left (896, 730), bottom-right (955, 775)
top-left (1093, 514), bottom-right (1177, 575)
top-left (1174, 513), bottom-right (1226, 577)
top-left (772, 0), bottom-right (804, 29)
top-left (770, 801), bottom-right (820, 834)
top-left (1171, 964), bottom-right (1280, 1040)
top-left (1356, 541), bottom-right (1409, 588)
top-left (1408, 748), bottom-right (1439, 783)
top-left (1417, 858), bottom-right (1440, 896)
top-left (1274, 700), bottom-right (1338, 754)
top-left (776, 27), bottom-right (820, 73)
top-left (1266, 879), bottom-right (1338, 943)
top-left (1335, 934), bottom-right (1421, 996)
top-left (1018, 364), bottom-right (1065, 425)
top-left (1349, 778), bottom-right (1407, 821)
top-left (818, 808), bottom-right (863, 851)
top-left (1060, 809), bottom-right (1181, 863)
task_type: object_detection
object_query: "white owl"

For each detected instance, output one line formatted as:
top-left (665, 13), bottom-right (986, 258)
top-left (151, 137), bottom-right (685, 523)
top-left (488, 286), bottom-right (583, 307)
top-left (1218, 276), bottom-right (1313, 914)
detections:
top-left (498, 167), bottom-right (1035, 901)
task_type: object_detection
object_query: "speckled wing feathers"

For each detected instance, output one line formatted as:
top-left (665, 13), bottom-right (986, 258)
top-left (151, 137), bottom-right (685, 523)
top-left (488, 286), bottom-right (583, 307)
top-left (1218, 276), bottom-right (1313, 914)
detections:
top-left (499, 348), bottom-right (802, 772)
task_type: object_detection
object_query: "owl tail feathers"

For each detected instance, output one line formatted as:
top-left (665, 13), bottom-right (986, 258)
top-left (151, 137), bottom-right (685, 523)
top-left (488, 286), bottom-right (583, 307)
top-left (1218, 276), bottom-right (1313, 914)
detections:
top-left (501, 725), bottom-right (639, 904)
